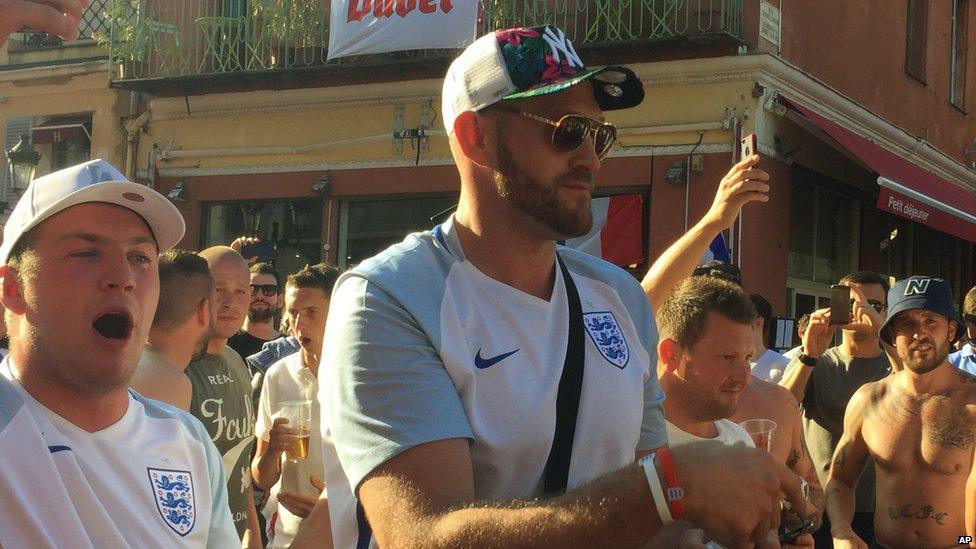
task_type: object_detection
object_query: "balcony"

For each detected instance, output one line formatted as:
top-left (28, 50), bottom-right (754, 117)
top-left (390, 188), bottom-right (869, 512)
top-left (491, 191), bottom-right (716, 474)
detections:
top-left (105, 0), bottom-right (744, 93)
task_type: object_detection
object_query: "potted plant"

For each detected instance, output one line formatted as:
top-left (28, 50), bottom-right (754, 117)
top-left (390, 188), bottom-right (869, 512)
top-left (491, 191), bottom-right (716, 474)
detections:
top-left (95, 0), bottom-right (155, 79)
top-left (290, 0), bottom-right (324, 67)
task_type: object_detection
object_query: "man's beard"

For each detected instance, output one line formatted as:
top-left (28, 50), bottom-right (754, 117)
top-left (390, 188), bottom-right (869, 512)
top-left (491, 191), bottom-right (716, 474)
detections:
top-left (494, 140), bottom-right (593, 238)
top-left (903, 339), bottom-right (951, 375)
top-left (248, 306), bottom-right (278, 323)
top-left (191, 330), bottom-right (211, 361)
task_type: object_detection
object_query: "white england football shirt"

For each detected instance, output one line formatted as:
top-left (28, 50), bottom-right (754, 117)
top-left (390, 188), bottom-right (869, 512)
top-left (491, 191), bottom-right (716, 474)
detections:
top-left (0, 359), bottom-right (238, 548)
top-left (320, 217), bottom-right (667, 548)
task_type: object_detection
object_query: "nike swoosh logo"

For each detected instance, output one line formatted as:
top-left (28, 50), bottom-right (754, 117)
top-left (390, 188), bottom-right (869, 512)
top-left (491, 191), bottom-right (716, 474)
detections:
top-left (475, 348), bottom-right (520, 369)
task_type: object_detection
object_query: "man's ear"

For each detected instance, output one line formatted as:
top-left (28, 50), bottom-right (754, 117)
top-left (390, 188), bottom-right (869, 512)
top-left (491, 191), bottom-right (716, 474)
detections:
top-left (197, 298), bottom-right (211, 327)
top-left (0, 266), bottom-right (28, 316)
top-left (658, 338), bottom-right (683, 373)
top-left (452, 110), bottom-right (494, 169)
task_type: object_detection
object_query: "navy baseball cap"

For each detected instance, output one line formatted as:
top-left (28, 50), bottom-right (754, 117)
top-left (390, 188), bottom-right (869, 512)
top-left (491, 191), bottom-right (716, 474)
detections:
top-left (880, 276), bottom-right (958, 344)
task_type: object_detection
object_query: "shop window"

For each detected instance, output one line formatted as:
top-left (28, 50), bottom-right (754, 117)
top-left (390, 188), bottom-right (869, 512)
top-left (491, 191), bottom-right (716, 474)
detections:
top-left (338, 194), bottom-right (457, 268)
top-left (787, 173), bottom-right (860, 317)
top-left (951, 0), bottom-right (969, 109)
top-left (201, 200), bottom-right (323, 277)
top-left (906, 0), bottom-right (929, 82)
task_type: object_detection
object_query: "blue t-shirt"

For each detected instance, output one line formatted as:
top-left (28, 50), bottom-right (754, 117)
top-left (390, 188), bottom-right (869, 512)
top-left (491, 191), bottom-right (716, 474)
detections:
top-left (319, 217), bottom-right (667, 548)
top-left (951, 343), bottom-right (976, 376)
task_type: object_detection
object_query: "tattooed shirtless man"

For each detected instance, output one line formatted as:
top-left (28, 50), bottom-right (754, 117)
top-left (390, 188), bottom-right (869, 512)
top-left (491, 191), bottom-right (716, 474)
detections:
top-left (826, 276), bottom-right (973, 549)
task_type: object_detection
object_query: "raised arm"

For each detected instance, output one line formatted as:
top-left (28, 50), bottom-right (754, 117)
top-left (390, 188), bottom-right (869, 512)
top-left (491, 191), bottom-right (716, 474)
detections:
top-left (780, 308), bottom-right (835, 402)
top-left (825, 384), bottom-right (874, 549)
top-left (641, 154), bottom-right (769, 310)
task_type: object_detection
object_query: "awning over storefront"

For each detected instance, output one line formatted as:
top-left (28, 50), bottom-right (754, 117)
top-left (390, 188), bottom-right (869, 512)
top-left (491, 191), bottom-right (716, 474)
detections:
top-left (780, 97), bottom-right (976, 242)
top-left (31, 115), bottom-right (91, 145)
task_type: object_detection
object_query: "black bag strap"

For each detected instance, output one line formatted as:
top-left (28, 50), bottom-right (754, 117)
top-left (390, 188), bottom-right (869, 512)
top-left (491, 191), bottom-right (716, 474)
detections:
top-left (543, 254), bottom-right (585, 495)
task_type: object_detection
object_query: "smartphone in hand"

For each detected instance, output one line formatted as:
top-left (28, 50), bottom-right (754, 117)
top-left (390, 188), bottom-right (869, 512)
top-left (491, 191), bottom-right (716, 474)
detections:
top-left (829, 284), bottom-right (852, 325)
top-left (740, 133), bottom-right (757, 159)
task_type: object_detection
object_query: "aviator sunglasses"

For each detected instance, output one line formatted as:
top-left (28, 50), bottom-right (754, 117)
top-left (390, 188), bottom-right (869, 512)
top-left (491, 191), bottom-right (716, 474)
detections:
top-left (495, 106), bottom-right (618, 160)
top-left (250, 284), bottom-right (278, 297)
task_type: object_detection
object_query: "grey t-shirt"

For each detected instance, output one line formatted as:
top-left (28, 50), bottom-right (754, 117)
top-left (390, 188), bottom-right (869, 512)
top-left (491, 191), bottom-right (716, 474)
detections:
top-left (795, 346), bottom-right (890, 513)
top-left (186, 346), bottom-right (256, 537)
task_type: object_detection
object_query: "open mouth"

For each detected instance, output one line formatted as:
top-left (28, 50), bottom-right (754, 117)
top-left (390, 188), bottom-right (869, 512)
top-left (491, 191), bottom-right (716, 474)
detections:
top-left (92, 312), bottom-right (133, 340)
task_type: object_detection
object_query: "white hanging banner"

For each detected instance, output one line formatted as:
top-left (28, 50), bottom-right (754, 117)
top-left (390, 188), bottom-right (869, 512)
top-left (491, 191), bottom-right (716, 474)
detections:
top-left (328, 1), bottom-right (479, 60)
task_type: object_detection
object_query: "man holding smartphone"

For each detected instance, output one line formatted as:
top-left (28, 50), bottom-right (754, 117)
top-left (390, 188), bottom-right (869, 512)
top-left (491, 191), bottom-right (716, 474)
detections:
top-left (780, 271), bottom-right (892, 546)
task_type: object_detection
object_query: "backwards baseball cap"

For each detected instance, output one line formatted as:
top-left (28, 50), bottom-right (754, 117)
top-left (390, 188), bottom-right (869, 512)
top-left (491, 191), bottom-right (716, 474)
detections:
top-left (880, 276), bottom-right (958, 344)
top-left (442, 25), bottom-right (645, 134)
top-left (0, 159), bottom-right (185, 265)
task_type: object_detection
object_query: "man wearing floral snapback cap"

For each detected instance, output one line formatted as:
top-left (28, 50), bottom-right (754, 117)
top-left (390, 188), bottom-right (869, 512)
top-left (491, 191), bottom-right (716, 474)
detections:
top-left (0, 159), bottom-right (238, 547)
top-left (316, 26), bottom-right (799, 548)
top-left (825, 276), bottom-right (976, 549)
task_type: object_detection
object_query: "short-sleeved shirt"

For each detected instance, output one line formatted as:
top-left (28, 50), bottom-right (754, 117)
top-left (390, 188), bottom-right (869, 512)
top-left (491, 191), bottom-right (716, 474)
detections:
top-left (793, 346), bottom-right (890, 513)
top-left (186, 346), bottom-right (256, 537)
top-left (228, 330), bottom-right (271, 363)
top-left (255, 352), bottom-right (323, 548)
top-left (951, 343), bottom-right (975, 376)
top-left (665, 419), bottom-right (756, 448)
top-left (320, 217), bottom-right (666, 549)
top-left (0, 359), bottom-right (238, 548)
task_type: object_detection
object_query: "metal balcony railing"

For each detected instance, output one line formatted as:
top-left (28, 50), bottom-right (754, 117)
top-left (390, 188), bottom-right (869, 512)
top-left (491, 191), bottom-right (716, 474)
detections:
top-left (104, 0), bottom-right (743, 82)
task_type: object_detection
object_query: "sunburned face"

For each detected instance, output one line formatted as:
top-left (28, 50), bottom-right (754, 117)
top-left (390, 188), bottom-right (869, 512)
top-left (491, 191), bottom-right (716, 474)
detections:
top-left (675, 312), bottom-right (755, 421)
top-left (209, 259), bottom-right (250, 340)
top-left (889, 309), bottom-right (956, 375)
top-left (488, 84), bottom-right (604, 240)
top-left (11, 203), bottom-right (159, 394)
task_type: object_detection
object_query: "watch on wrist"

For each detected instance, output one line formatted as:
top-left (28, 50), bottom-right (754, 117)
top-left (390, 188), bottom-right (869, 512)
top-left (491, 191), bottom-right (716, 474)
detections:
top-left (798, 353), bottom-right (818, 367)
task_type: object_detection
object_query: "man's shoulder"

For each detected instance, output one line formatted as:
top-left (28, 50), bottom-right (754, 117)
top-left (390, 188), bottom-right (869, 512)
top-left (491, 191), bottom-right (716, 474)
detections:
top-left (751, 376), bottom-right (799, 407)
top-left (265, 352), bottom-right (303, 380)
top-left (132, 392), bottom-right (212, 445)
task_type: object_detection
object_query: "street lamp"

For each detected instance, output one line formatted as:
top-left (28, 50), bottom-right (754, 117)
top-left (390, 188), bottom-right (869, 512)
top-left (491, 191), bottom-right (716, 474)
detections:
top-left (5, 133), bottom-right (41, 191)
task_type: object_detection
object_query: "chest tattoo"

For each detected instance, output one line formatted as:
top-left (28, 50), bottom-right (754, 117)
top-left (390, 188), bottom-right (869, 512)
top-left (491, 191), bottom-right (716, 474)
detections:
top-left (928, 405), bottom-right (976, 450)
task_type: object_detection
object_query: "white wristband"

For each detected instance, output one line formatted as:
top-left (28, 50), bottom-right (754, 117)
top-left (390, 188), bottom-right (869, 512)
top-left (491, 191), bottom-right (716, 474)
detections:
top-left (638, 453), bottom-right (673, 524)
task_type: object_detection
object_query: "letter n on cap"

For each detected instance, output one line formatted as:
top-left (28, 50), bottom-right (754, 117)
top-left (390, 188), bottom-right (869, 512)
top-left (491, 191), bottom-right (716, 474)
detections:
top-left (904, 278), bottom-right (931, 296)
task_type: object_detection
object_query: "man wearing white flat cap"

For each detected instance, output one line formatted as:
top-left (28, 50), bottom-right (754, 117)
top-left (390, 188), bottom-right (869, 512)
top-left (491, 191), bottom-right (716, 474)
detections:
top-left (0, 160), bottom-right (237, 548)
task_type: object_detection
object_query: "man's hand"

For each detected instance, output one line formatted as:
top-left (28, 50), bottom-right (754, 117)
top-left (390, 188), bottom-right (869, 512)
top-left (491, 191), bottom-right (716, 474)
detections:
top-left (832, 528), bottom-right (868, 549)
top-left (0, 0), bottom-right (89, 47)
top-left (701, 154), bottom-right (771, 231)
top-left (847, 284), bottom-right (885, 334)
top-left (802, 308), bottom-right (836, 358)
top-left (674, 441), bottom-right (805, 546)
top-left (783, 532), bottom-right (815, 548)
top-left (278, 476), bottom-right (325, 518)
top-left (267, 417), bottom-right (299, 455)
top-left (230, 236), bottom-right (262, 265)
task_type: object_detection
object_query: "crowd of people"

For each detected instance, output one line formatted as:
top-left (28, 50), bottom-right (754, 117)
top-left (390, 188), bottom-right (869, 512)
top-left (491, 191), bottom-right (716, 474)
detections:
top-left (0, 6), bottom-right (974, 549)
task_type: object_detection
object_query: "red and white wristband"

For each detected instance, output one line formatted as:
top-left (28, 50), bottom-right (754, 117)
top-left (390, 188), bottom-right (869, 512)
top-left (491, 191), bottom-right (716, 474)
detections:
top-left (638, 448), bottom-right (685, 524)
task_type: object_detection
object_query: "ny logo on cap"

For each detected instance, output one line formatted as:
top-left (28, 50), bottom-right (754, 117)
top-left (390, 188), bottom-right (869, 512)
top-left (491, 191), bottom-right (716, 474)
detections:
top-left (541, 27), bottom-right (583, 69)
top-left (904, 278), bottom-right (931, 296)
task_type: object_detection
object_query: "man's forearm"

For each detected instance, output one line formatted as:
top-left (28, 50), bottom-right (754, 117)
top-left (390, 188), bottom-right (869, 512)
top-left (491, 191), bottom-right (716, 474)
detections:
top-left (373, 463), bottom-right (661, 548)
top-left (641, 218), bottom-right (725, 311)
top-left (824, 478), bottom-right (857, 536)
top-left (243, 486), bottom-right (262, 549)
top-left (779, 359), bottom-right (813, 403)
top-left (251, 449), bottom-right (281, 491)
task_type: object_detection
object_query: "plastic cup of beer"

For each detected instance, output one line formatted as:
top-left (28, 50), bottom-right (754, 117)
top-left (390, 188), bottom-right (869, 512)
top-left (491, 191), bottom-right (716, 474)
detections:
top-left (739, 418), bottom-right (777, 452)
top-left (277, 400), bottom-right (312, 461)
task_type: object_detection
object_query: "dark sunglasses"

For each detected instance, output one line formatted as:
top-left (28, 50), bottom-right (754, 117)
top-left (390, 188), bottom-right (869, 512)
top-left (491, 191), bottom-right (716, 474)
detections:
top-left (250, 284), bottom-right (278, 297)
top-left (851, 299), bottom-right (886, 313)
top-left (496, 107), bottom-right (617, 160)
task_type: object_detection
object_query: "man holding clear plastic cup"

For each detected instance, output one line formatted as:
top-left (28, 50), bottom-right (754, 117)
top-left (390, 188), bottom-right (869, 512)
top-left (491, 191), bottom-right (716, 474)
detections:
top-left (252, 263), bottom-right (340, 548)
